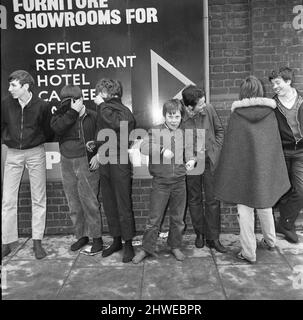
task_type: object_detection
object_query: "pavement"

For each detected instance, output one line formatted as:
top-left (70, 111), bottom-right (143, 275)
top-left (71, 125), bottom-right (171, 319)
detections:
top-left (1, 232), bottom-right (303, 300)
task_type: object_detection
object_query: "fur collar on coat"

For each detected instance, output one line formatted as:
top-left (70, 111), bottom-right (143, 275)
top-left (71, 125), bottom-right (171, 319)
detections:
top-left (231, 97), bottom-right (276, 112)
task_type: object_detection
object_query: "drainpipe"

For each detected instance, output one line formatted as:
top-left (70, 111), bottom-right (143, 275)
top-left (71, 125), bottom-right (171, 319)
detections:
top-left (203, 0), bottom-right (210, 103)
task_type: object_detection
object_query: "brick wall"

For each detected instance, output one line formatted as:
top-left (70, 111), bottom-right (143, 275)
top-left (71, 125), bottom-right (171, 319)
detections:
top-left (16, 0), bottom-right (303, 236)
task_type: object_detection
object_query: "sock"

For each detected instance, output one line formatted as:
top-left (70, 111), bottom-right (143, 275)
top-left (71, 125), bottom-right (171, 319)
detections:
top-left (122, 240), bottom-right (135, 263)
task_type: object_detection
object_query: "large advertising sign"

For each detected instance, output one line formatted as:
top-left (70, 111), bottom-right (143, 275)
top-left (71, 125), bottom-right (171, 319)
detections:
top-left (1, 0), bottom-right (205, 180)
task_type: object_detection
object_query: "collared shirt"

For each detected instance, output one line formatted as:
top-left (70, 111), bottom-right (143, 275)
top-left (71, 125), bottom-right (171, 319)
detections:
top-left (18, 92), bottom-right (32, 109)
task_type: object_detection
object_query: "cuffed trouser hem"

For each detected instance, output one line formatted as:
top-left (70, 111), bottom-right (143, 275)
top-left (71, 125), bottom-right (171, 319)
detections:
top-left (2, 236), bottom-right (18, 245)
top-left (32, 236), bottom-right (45, 241)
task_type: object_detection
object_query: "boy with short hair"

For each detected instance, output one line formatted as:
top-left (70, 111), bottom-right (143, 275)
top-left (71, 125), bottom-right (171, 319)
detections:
top-left (132, 99), bottom-right (196, 263)
top-left (2, 70), bottom-right (53, 259)
top-left (90, 78), bottom-right (137, 263)
top-left (268, 67), bottom-right (303, 243)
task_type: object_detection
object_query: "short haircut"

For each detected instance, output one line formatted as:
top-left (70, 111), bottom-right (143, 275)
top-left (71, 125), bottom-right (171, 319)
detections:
top-left (268, 67), bottom-right (294, 85)
top-left (181, 85), bottom-right (205, 107)
top-left (95, 78), bottom-right (123, 98)
top-left (8, 70), bottom-right (35, 91)
top-left (239, 76), bottom-right (264, 100)
top-left (60, 85), bottom-right (82, 103)
top-left (162, 99), bottom-right (185, 118)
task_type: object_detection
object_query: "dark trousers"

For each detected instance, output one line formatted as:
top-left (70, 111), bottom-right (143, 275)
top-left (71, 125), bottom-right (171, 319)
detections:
top-left (142, 178), bottom-right (186, 255)
top-left (186, 159), bottom-right (221, 240)
top-left (99, 163), bottom-right (135, 241)
top-left (61, 155), bottom-right (102, 239)
top-left (277, 149), bottom-right (303, 230)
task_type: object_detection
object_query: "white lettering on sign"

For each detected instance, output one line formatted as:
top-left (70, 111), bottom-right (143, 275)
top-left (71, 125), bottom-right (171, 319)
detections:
top-left (35, 41), bottom-right (91, 55)
top-left (36, 55), bottom-right (136, 70)
top-left (11, 1), bottom-right (158, 29)
top-left (14, 9), bottom-right (122, 29)
top-left (37, 73), bottom-right (90, 86)
top-left (293, 5), bottom-right (303, 30)
top-left (126, 8), bottom-right (158, 24)
top-left (12, 0), bottom-right (108, 12)
top-left (46, 151), bottom-right (61, 169)
top-left (39, 88), bottom-right (96, 101)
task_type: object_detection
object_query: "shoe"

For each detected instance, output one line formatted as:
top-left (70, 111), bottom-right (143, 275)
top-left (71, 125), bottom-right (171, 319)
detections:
top-left (90, 237), bottom-right (103, 253)
top-left (2, 244), bottom-right (11, 259)
top-left (70, 236), bottom-right (89, 251)
top-left (122, 240), bottom-right (135, 263)
top-left (194, 233), bottom-right (204, 248)
top-left (171, 248), bottom-right (185, 261)
top-left (276, 224), bottom-right (298, 243)
top-left (206, 239), bottom-right (228, 253)
top-left (132, 250), bottom-right (149, 264)
top-left (102, 237), bottom-right (123, 257)
top-left (236, 251), bottom-right (256, 264)
top-left (257, 238), bottom-right (275, 251)
top-left (33, 240), bottom-right (47, 260)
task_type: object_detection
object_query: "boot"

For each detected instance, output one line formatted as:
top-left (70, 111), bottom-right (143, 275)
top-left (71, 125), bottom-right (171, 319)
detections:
top-left (102, 236), bottom-right (123, 257)
top-left (90, 237), bottom-right (103, 253)
top-left (194, 233), bottom-right (205, 248)
top-left (33, 240), bottom-right (47, 260)
top-left (122, 240), bottom-right (135, 263)
top-left (2, 244), bottom-right (11, 259)
top-left (70, 236), bottom-right (89, 251)
top-left (206, 239), bottom-right (227, 253)
top-left (276, 223), bottom-right (298, 243)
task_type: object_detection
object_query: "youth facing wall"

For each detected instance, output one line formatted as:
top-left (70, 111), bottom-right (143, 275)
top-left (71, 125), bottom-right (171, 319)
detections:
top-left (1, 0), bottom-right (303, 235)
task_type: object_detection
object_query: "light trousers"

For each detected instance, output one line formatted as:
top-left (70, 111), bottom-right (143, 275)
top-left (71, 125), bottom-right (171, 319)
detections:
top-left (2, 145), bottom-right (47, 244)
top-left (237, 204), bottom-right (276, 261)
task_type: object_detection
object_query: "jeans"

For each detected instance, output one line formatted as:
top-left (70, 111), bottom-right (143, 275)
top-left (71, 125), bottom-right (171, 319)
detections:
top-left (277, 149), bottom-right (303, 230)
top-left (61, 155), bottom-right (102, 239)
top-left (237, 204), bottom-right (276, 262)
top-left (2, 145), bottom-right (46, 244)
top-left (142, 178), bottom-right (186, 255)
top-left (99, 163), bottom-right (135, 241)
top-left (186, 158), bottom-right (221, 240)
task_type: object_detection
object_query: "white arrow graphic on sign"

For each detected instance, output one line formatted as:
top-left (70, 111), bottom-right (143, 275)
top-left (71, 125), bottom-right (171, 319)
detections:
top-left (151, 49), bottom-right (195, 124)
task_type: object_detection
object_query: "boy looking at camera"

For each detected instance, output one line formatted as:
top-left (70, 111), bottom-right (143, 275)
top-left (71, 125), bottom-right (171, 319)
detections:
top-left (132, 99), bottom-right (196, 263)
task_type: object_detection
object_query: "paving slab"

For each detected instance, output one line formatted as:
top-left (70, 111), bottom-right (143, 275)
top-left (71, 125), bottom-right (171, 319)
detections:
top-left (141, 258), bottom-right (225, 300)
top-left (218, 264), bottom-right (303, 300)
top-left (76, 250), bottom-right (132, 267)
top-left (2, 233), bottom-right (303, 300)
top-left (2, 259), bottom-right (74, 300)
top-left (276, 232), bottom-right (303, 255)
top-left (57, 266), bottom-right (143, 300)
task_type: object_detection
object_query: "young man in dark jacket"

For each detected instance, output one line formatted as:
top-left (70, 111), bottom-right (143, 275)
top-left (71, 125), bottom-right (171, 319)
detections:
top-left (132, 99), bottom-right (196, 263)
top-left (269, 67), bottom-right (303, 243)
top-left (51, 85), bottom-right (103, 253)
top-left (1, 70), bottom-right (53, 259)
top-left (182, 85), bottom-right (227, 253)
top-left (88, 79), bottom-right (136, 263)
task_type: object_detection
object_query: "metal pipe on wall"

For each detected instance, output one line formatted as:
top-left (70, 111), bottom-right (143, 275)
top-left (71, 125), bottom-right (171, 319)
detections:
top-left (203, 0), bottom-right (210, 103)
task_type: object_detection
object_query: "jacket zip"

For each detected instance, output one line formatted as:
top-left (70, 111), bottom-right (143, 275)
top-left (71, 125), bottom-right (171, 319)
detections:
top-left (20, 108), bottom-right (24, 149)
top-left (295, 103), bottom-right (303, 150)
